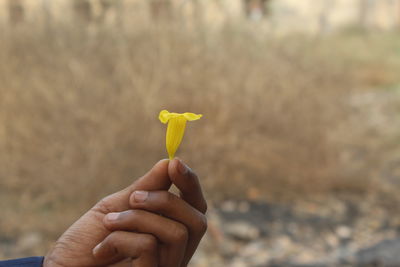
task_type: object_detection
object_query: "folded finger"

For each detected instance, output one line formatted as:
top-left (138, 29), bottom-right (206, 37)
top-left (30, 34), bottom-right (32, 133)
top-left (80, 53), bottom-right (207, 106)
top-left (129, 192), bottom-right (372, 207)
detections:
top-left (103, 210), bottom-right (188, 267)
top-left (92, 231), bottom-right (158, 267)
top-left (168, 158), bottom-right (207, 214)
top-left (129, 190), bottom-right (207, 266)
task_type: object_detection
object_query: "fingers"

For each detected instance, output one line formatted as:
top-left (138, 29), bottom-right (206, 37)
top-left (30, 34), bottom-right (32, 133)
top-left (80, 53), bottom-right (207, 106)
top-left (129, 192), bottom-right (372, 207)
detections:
top-left (104, 210), bottom-right (188, 267)
top-left (93, 231), bottom-right (158, 267)
top-left (168, 159), bottom-right (207, 266)
top-left (94, 159), bottom-right (172, 213)
top-left (132, 159), bottom-right (171, 191)
top-left (95, 159), bottom-right (207, 266)
top-left (129, 190), bottom-right (207, 267)
top-left (168, 158), bottom-right (207, 214)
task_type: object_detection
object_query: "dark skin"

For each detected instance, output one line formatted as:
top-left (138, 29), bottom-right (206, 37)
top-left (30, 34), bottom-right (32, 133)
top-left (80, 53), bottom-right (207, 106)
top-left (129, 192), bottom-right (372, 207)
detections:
top-left (44, 159), bottom-right (207, 267)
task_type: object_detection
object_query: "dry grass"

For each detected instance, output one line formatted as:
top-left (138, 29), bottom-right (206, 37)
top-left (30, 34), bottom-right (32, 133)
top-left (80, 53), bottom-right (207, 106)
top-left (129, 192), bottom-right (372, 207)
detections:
top-left (1, 19), bottom-right (399, 257)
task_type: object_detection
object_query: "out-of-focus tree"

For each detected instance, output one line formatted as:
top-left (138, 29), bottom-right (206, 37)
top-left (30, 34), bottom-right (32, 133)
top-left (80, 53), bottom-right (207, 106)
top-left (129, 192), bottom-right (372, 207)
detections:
top-left (71, 0), bottom-right (123, 25)
top-left (150, 0), bottom-right (173, 21)
top-left (73, 0), bottom-right (92, 22)
top-left (318, 0), bottom-right (334, 35)
top-left (244, 0), bottom-right (269, 21)
top-left (358, 0), bottom-right (372, 29)
top-left (7, 0), bottom-right (24, 25)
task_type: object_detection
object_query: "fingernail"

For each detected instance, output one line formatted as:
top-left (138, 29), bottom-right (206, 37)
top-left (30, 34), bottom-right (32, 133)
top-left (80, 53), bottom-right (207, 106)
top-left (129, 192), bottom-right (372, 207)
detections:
top-left (106, 212), bottom-right (120, 221)
top-left (92, 243), bottom-right (102, 255)
top-left (177, 159), bottom-right (189, 175)
top-left (133, 191), bottom-right (148, 202)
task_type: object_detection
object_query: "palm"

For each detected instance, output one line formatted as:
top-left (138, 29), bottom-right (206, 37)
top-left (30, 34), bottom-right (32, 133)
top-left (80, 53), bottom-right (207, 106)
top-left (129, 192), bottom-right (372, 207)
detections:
top-left (44, 160), bottom-right (171, 267)
top-left (45, 209), bottom-right (113, 266)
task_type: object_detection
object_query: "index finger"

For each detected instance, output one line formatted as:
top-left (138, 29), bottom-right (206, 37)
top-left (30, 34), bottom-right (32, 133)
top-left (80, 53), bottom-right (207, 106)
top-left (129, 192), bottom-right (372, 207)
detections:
top-left (168, 158), bottom-right (207, 214)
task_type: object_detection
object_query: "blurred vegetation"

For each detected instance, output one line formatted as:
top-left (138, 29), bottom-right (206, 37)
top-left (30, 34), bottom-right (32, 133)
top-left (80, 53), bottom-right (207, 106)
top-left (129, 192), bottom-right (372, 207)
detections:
top-left (1, 18), bottom-right (400, 257)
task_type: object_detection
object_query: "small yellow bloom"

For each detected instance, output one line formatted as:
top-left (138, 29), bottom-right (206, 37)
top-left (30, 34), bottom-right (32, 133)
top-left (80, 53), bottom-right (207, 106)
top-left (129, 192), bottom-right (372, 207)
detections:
top-left (159, 110), bottom-right (202, 160)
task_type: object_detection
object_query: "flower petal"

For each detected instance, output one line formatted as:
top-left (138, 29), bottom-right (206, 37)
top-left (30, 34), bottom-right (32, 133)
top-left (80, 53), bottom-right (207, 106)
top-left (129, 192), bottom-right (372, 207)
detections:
top-left (159, 110), bottom-right (202, 159)
top-left (159, 110), bottom-right (172, 124)
top-left (183, 112), bottom-right (203, 121)
top-left (166, 116), bottom-right (187, 159)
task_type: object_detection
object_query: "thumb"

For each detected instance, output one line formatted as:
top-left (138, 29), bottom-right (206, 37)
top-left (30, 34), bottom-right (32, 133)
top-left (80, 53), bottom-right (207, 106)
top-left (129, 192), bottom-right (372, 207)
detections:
top-left (94, 159), bottom-right (171, 213)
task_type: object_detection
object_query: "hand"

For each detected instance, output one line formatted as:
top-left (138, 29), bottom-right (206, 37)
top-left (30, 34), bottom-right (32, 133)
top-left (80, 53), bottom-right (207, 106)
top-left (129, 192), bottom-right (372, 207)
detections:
top-left (43, 159), bottom-right (207, 267)
top-left (43, 160), bottom-right (172, 266)
top-left (95, 159), bottom-right (208, 267)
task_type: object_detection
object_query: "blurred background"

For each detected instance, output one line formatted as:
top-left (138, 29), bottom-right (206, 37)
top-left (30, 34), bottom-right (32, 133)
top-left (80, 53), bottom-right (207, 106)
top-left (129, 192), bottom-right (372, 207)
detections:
top-left (1, 0), bottom-right (400, 266)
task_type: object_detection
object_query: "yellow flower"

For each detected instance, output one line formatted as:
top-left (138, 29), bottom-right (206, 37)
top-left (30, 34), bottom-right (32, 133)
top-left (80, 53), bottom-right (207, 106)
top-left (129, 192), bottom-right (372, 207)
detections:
top-left (159, 110), bottom-right (202, 160)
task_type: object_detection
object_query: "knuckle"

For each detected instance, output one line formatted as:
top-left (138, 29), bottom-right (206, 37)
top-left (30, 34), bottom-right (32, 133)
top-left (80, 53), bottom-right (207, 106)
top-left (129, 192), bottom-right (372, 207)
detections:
top-left (186, 170), bottom-right (199, 185)
top-left (164, 191), bottom-right (176, 204)
top-left (171, 224), bottom-right (189, 244)
top-left (196, 214), bottom-right (208, 235)
top-left (140, 234), bottom-right (158, 254)
top-left (200, 201), bottom-right (208, 214)
top-left (157, 191), bottom-right (176, 211)
top-left (95, 196), bottom-right (114, 214)
top-left (124, 209), bottom-right (142, 219)
top-left (118, 210), bottom-right (143, 230)
top-left (190, 170), bottom-right (199, 181)
top-left (106, 231), bottom-right (123, 248)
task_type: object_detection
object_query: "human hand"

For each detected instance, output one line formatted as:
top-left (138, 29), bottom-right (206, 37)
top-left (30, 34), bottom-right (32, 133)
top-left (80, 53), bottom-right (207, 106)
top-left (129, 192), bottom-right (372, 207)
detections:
top-left (95, 159), bottom-right (208, 267)
top-left (43, 159), bottom-right (170, 266)
top-left (43, 159), bottom-right (207, 267)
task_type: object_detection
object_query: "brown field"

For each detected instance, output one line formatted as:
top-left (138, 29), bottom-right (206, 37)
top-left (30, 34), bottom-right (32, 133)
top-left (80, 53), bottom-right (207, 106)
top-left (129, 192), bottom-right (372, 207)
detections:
top-left (1, 19), bottom-right (400, 259)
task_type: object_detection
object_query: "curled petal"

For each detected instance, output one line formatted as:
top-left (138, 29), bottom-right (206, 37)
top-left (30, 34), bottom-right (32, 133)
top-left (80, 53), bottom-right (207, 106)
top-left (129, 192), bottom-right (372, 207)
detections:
top-left (183, 112), bottom-right (203, 121)
top-left (159, 110), bottom-right (172, 124)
